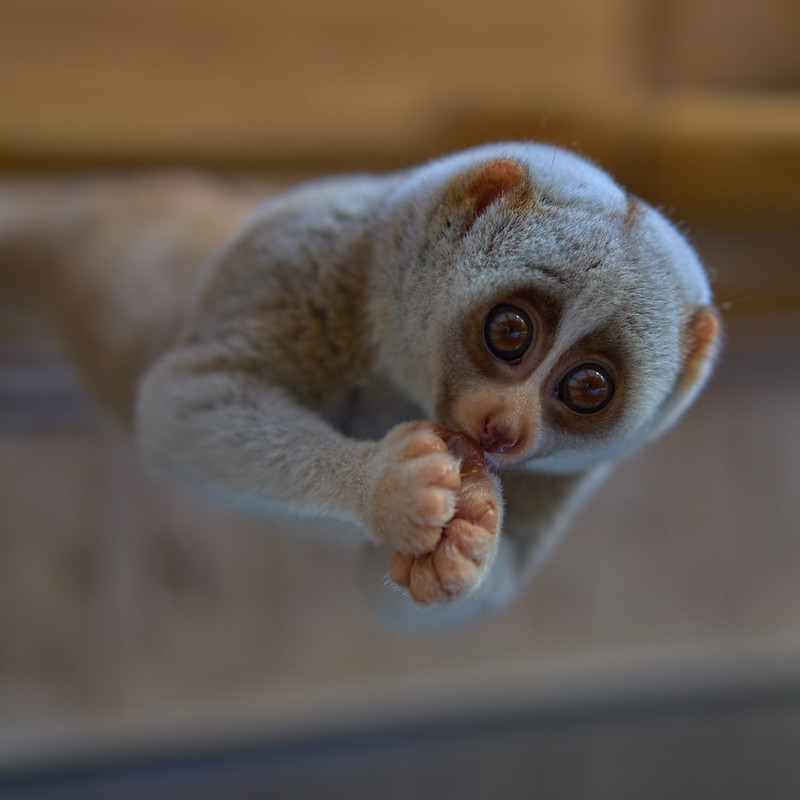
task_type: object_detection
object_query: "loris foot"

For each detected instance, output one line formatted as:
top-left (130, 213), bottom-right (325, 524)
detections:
top-left (388, 470), bottom-right (501, 604)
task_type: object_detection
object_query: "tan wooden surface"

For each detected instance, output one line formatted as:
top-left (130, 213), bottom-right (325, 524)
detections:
top-left (0, 0), bottom-right (634, 165)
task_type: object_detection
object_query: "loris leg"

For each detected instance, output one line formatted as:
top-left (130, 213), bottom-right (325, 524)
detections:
top-left (499, 466), bottom-right (609, 578)
top-left (361, 466), bottom-right (605, 629)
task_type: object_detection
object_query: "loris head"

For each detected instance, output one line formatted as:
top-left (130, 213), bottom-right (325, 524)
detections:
top-left (371, 143), bottom-right (720, 473)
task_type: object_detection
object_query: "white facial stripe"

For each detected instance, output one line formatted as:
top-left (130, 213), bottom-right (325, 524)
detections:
top-left (531, 295), bottom-right (615, 386)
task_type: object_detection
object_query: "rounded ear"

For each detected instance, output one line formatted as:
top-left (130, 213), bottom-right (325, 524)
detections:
top-left (460, 157), bottom-right (531, 234)
top-left (679, 305), bottom-right (722, 391)
top-left (649, 305), bottom-right (722, 440)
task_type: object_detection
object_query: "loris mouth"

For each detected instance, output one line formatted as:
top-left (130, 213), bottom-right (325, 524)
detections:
top-left (435, 420), bottom-right (533, 475)
top-left (483, 448), bottom-right (531, 471)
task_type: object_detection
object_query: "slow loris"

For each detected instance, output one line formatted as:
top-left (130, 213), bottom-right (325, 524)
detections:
top-left (0, 143), bottom-right (720, 628)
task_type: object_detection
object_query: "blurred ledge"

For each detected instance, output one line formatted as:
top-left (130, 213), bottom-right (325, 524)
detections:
top-left (0, 340), bottom-right (96, 430)
top-left (1, 635), bottom-right (800, 780)
top-left (1, 94), bottom-right (799, 229)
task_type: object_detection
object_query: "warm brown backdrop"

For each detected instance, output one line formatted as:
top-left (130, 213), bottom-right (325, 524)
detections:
top-left (0, 0), bottom-right (797, 224)
top-left (2, 0), bottom-right (799, 306)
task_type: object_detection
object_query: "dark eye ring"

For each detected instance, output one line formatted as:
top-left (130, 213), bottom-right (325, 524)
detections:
top-left (558, 364), bottom-right (614, 414)
top-left (484, 304), bottom-right (534, 362)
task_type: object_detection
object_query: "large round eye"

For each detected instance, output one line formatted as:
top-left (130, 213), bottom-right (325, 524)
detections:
top-left (484, 304), bottom-right (534, 362)
top-left (558, 364), bottom-right (614, 414)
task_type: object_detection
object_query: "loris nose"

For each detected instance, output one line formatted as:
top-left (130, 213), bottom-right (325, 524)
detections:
top-left (479, 416), bottom-right (520, 454)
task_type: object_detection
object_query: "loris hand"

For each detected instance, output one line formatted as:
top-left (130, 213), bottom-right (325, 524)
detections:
top-left (364, 422), bottom-right (501, 604)
top-left (366, 422), bottom-right (461, 555)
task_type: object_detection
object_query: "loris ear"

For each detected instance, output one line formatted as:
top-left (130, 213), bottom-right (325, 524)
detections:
top-left (679, 305), bottom-right (721, 392)
top-left (459, 157), bottom-right (531, 235)
top-left (650, 305), bottom-right (722, 439)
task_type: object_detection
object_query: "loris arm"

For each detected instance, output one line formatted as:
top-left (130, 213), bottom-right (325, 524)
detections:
top-left (137, 349), bottom-right (375, 520)
top-left (137, 338), bottom-right (504, 606)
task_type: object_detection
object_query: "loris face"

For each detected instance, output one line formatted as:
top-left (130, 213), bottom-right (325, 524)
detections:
top-left (380, 147), bottom-right (719, 475)
top-left (438, 283), bottom-right (718, 474)
top-left (439, 286), bottom-right (626, 470)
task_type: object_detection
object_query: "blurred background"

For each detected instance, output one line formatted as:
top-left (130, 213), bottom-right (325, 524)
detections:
top-left (0, 0), bottom-right (799, 797)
